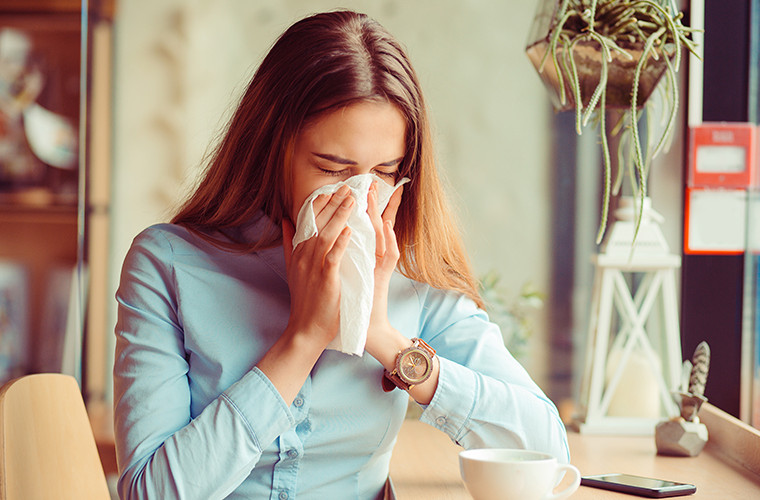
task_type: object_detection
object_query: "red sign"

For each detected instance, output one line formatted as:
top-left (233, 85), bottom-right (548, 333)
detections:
top-left (688, 123), bottom-right (757, 188)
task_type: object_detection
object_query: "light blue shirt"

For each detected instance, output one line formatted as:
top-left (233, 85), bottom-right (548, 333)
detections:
top-left (113, 214), bottom-right (569, 500)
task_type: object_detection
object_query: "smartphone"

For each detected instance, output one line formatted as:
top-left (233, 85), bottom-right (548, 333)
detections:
top-left (581, 473), bottom-right (696, 498)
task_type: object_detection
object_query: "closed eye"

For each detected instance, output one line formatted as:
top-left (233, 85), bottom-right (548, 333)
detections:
top-left (311, 153), bottom-right (403, 179)
top-left (318, 167), bottom-right (347, 176)
top-left (374, 157), bottom-right (403, 179)
top-left (373, 169), bottom-right (398, 179)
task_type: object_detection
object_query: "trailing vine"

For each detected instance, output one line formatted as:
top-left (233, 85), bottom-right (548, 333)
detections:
top-left (535, 0), bottom-right (699, 243)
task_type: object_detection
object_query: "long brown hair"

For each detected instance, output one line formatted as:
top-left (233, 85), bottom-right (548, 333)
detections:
top-left (172, 10), bottom-right (484, 308)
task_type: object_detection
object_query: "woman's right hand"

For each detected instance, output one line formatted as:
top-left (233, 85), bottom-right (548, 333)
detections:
top-left (281, 184), bottom-right (355, 349)
top-left (258, 185), bottom-right (355, 404)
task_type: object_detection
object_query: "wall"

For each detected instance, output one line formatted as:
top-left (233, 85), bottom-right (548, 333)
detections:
top-left (107, 0), bottom-right (563, 396)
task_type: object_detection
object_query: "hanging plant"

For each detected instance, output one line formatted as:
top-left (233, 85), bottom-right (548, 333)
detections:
top-left (526, 0), bottom-right (700, 243)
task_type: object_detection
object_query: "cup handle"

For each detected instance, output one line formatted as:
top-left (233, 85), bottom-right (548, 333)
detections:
top-left (544, 463), bottom-right (581, 500)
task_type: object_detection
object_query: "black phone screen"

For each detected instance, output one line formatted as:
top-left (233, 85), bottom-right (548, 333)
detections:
top-left (581, 473), bottom-right (696, 497)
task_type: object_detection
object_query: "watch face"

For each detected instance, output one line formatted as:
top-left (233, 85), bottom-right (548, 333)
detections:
top-left (399, 349), bottom-right (432, 383)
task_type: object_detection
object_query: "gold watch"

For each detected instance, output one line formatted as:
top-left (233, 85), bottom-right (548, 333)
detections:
top-left (382, 338), bottom-right (436, 392)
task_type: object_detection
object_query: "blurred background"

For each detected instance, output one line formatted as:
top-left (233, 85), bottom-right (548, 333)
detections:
top-left (0, 0), bottom-right (758, 452)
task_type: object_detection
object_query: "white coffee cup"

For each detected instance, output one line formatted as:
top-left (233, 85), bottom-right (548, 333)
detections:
top-left (459, 449), bottom-right (580, 500)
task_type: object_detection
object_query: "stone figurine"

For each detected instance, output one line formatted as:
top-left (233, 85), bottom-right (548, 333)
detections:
top-left (655, 342), bottom-right (710, 457)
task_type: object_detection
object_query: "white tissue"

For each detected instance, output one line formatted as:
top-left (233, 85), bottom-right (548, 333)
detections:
top-left (293, 174), bottom-right (409, 355)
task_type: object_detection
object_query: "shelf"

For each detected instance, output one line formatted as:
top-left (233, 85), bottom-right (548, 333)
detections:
top-left (0, 203), bottom-right (78, 225)
top-left (0, 0), bottom-right (115, 19)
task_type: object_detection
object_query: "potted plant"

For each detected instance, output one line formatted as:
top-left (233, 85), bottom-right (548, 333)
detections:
top-left (526, 0), bottom-right (699, 243)
top-left (480, 272), bottom-right (544, 361)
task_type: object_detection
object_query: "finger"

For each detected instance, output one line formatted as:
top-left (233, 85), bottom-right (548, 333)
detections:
top-left (309, 193), bottom-right (331, 219)
top-left (381, 184), bottom-right (403, 228)
top-left (314, 185), bottom-right (351, 229)
top-left (381, 219), bottom-right (400, 266)
top-left (314, 195), bottom-right (355, 257)
top-left (282, 219), bottom-right (295, 270)
top-left (366, 181), bottom-right (381, 223)
top-left (366, 181), bottom-right (386, 259)
top-left (324, 225), bottom-right (352, 270)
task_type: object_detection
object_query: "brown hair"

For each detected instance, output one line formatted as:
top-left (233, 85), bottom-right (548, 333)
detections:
top-left (172, 10), bottom-right (483, 308)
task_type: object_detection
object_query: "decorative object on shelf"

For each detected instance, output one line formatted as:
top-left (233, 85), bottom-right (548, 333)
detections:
top-left (0, 19), bottom-right (80, 205)
top-left (23, 102), bottom-right (77, 170)
top-left (573, 196), bottom-right (683, 435)
top-left (0, 28), bottom-right (45, 189)
top-left (655, 341), bottom-right (711, 456)
top-left (526, 0), bottom-right (699, 242)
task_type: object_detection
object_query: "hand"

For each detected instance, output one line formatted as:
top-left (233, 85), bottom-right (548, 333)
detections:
top-left (361, 182), bottom-right (440, 405)
top-left (363, 181), bottom-right (406, 362)
top-left (281, 185), bottom-right (355, 348)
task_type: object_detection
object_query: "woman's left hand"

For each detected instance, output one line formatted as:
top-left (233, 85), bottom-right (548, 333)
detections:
top-left (363, 181), bottom-right (407, 363)
top-left (363, 181), bottom-right (440, 404)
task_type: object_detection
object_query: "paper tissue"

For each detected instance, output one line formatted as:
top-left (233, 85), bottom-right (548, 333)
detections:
top-left (292, 174), bottom-right (409, 355)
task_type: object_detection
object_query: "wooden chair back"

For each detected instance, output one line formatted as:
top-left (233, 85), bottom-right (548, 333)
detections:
top-left (0, 373), bottom-right (110, 500)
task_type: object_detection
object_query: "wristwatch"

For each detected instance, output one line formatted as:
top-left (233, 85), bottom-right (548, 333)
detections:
top-left (382, 338), bottom-right (436, 392)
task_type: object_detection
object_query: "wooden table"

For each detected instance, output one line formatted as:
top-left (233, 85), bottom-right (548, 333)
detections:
top-left (93, 401), bottom-right (760, 498)
top-left (389, 405), bottom-right (760, 499)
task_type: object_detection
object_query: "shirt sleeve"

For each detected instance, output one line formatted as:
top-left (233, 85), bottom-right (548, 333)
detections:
top-left (413, 284), bottom-right (570, 463)
top-left (113, 228), bottom-right (295, 500)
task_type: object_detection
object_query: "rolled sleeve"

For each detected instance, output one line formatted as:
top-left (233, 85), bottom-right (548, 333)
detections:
top-left (420, 356), bottom-right (477, 444)
top-left (222, 367), bottom-right (295, 450)
top-left (411, 283), bottom-right (570, 463)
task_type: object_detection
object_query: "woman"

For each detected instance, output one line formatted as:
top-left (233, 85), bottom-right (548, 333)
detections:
top-left (114, 10), bottom-right (569, 499)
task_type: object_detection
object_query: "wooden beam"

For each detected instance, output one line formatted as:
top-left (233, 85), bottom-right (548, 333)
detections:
top-left (0, 0), bottom-right (115, 20)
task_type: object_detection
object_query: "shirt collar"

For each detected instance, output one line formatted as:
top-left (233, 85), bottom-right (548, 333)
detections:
top-left (238, 212), bottom-right (287, 283)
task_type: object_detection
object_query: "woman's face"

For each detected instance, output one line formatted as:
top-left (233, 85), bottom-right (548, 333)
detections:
top-left (289, 100), bottom-right (407, 222)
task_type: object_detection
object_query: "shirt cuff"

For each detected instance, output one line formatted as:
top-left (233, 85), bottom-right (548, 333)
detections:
top-left (222, 367), bottom-right (296, 450)
top-left (420, 356), bottom-right (478, 444)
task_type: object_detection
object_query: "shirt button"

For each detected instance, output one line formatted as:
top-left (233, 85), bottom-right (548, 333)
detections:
top-left (435, 416), bottom-right (447, 426)
top-left (293, 397), bottom-right (304, 408)
top-left (287, 449), bottom-right (299, 459)
top-left (278, 492), bottom-right (288, 500)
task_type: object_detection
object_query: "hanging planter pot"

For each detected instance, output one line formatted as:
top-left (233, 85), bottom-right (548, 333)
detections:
top-left (525, 0), bottom-right (699, 243)
top-left (526, 39), bottom-right (672, 111)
